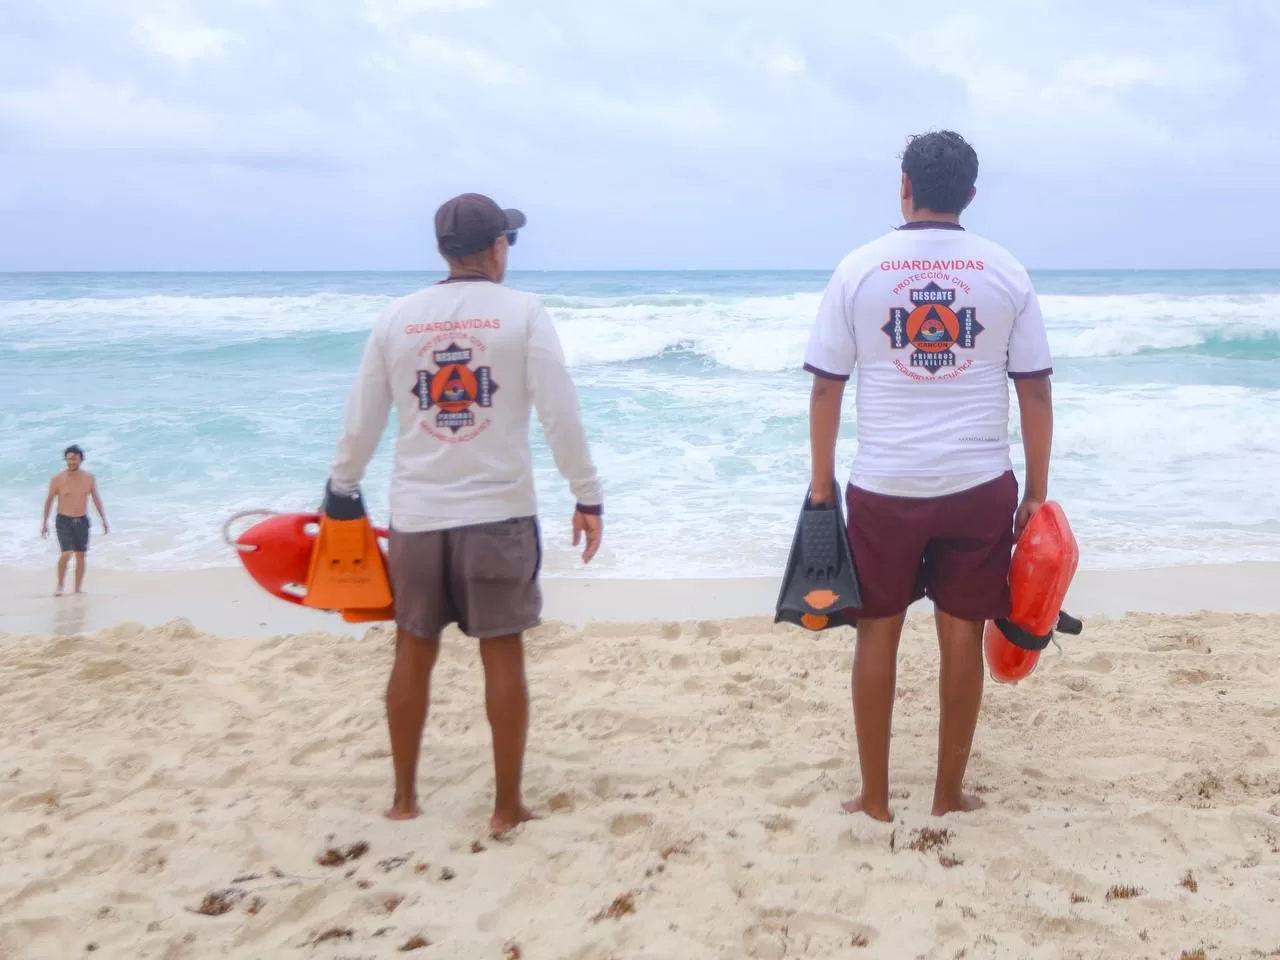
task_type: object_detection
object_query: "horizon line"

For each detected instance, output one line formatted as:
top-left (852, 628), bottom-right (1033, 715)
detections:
top-left (3, 266), bottom-right (1279, 275)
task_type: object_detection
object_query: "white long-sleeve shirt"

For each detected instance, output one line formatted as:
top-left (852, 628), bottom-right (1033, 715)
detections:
top-left (329, 277), bottom-right (602, 531)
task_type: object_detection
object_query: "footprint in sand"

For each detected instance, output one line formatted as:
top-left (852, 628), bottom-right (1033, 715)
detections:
top-left (1169, 668), bottom-right (1221, 686)
top-left (1078, 654), bottom-right (1115, 673)
top-left (8, 789), bottom-right (61, 812)
top-left (77, 658), bottom-right (132, 681)
top-left (761, 814), bottom-right (796, 833)
top-left (290, 740), bottom-right (329, 766)
top-left (608, 812), bottom-right (654, 836)
top-left (547, 791), bottom-right (575, 813)
top-left (142, 820), bottom-right (178, 841)
top-left (72, 841), bottom-right (128, 876)
top-left (106, 752), bottom-right (153, 780)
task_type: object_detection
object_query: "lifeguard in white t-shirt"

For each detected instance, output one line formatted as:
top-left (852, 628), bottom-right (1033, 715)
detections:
top-left (804, 130), bottom-right (1055, 823)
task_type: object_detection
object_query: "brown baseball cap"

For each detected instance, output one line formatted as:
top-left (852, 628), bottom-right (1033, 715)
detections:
top-left (434, 193), bottom-right (527, 257)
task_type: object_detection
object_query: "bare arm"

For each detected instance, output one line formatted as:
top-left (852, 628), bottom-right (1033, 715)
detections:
top-left (41, 476), bottom-right (57, 534)
top-left (803, 266), bottom-right (856, 507)
top-left (1014, 375), bottom-right (1053, 533)
top-left (809, 374), bottom-right (846, 506)
top-left (90, 476), bottom-right (109, 533)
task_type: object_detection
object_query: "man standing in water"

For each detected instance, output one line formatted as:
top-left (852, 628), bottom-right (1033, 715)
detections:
top-left (327, 193), bottom-right (603, 832)
top-left (41, 444), bottom-right (109, 595)
top-left (804, 131), bottom-right (1054, 821)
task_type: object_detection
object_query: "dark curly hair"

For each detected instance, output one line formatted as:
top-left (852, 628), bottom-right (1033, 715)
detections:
top-left (901, 130), bottom-right (979, 215)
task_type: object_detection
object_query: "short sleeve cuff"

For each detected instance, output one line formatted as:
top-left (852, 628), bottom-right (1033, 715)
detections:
top-left (1009, 368), bottom-right (1053, 380)
top-left (804, 363), bottom-right (850, 382)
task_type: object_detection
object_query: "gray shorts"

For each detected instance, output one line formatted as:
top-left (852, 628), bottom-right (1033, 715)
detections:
top-left (387, 517), bottom-right (542, 640)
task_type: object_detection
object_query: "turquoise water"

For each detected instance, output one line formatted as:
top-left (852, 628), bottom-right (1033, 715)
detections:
top-left (2, 270), bottom-right (1278, 576)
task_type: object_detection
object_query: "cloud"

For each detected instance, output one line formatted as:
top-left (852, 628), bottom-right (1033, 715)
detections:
top-left (365, 0), bottom-right (490, 32)
top-left (133, 14), bottom-right (233, 62)
top-left (765, 52), bottom-right (806, 76)
top-left (0, 0), bottom-right (1274, 269)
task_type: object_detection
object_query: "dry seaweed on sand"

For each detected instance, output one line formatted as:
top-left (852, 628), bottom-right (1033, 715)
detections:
top-left (399, 935), bottom-right (431, 951)
top-left (1105, 884), bottom-right (1143, 901)
top-left (906, 827), bottom-right (953, 853)
top-left (189, 888), bottom-right (246, 916)
top-left (304, 927), bottom-right (354, 945)
top-left (317, 841), bottom-right (369, 867)
top-left (591, 891), bottom-right (637, 923)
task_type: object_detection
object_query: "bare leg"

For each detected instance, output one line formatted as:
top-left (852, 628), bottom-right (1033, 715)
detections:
top-left (842, 613), bottom-right (906, 822)
top-left (932, 607), bottom-right (986, 816)
top-left (479, 634), bottom-right (538, 833)
top-left (384, 628), bottom-right (440, 820)
top-left (73, 553), bottom-right (86, 593)
top-left (55, 552), bottom-right (70, 596)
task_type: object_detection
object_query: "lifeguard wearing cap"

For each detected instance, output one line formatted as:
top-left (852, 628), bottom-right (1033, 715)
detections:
top-left (434, 193), bottom-right (528, 258)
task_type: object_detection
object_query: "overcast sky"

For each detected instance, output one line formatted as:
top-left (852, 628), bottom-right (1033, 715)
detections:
top-left (1, 0), bottom-right (1276, 271)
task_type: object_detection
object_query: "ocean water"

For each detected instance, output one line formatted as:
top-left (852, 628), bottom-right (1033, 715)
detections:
top-left (2, 269), bottom-right (1278, 579)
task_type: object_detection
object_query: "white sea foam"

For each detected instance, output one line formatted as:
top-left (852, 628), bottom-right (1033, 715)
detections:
top-left (3, 280), bottom-right (1278, 576)
top-left (5, 290), bottom-right (1279, 366)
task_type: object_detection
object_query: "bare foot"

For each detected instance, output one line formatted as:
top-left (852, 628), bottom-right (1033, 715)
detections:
top-left (54, 587), bottom-right (64, 597)
top-left (490, 805), bottom-right (539, 835)
top-left (931, 793), bottom-right (985, 817)
top-left (384, 798), bottom-right (422, 821)
top-left (841, 795), bottom-right (892, 823)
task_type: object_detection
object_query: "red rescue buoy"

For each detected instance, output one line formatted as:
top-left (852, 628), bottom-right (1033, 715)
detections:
top-left (222, 510), bottom-right (392, 617)
top-left (984, 501), bottom-right (1080, 684)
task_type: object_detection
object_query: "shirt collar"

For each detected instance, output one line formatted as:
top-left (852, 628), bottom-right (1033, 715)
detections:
top-left (896, 221), bottom-right (965, 231)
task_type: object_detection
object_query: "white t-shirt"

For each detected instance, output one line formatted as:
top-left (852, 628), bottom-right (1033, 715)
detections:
top-left (328, 278), bottom-right (603, 532)
top-left (803, 222), bottom-right (1053, 496)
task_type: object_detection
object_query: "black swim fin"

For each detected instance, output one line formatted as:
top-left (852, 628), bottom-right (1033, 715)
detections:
top-left (774, 484), bottom-right (862, 631)
top-left (1056, 610), bottom-right (1083, 636)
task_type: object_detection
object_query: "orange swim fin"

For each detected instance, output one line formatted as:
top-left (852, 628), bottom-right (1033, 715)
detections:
top-left (302, 484), bottom-right (393, 612)
top-left (340, 604), bottom-right (395, 624)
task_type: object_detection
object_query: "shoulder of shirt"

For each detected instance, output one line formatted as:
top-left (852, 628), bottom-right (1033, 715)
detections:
top-left (372, 283), bottom-right (542, 329)
top-left (953, 230), bottom-right (1034, 280)
top-left (832, 231), bottom-right (900, 278)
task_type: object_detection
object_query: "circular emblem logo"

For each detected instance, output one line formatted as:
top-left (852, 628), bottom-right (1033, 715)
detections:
top-left (905, 304), bottom-right (959, 353)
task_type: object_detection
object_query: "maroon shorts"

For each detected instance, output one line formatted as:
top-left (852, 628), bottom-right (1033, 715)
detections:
top-left (844, 471), bottom-right (1018, 621)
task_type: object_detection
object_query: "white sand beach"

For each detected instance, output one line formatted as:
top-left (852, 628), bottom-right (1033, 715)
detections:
top-left (2, 568), bottom-right (1279, 959)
